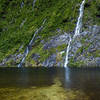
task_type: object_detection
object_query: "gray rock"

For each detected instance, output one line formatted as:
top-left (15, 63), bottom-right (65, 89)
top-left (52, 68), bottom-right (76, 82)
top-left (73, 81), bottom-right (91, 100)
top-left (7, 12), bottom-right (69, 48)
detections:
top-left (31, 53), bottom-right (40, 61)
top-left (69, 25), bottom-right (100, 67)
top-left (95, 57), bottom-right (100, 66)
top-left (92, 25), bottom-right (100, 34)
top-left (0, 53), bottom-right (23, 67)
top-left (42, 54), bottom-right (56, 67)
top-left (43, 33), bottom-right (69, 50)
top-left (57, 62), bottom-right (62, 67)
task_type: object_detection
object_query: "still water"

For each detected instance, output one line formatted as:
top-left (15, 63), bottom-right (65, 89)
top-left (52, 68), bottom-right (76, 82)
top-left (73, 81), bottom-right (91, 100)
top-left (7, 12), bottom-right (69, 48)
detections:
top-left (0, 67), bottom-right (100, 100)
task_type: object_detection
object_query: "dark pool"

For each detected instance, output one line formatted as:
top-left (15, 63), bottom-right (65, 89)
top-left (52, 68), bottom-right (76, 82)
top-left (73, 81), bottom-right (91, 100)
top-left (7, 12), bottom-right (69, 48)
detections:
top-left (0, 67), bottom-right (100, 100)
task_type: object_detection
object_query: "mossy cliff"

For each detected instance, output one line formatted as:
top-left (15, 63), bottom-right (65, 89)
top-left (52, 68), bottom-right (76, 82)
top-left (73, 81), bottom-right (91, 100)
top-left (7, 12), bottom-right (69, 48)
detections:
top-left (0, 0), bottom-right (100, 67)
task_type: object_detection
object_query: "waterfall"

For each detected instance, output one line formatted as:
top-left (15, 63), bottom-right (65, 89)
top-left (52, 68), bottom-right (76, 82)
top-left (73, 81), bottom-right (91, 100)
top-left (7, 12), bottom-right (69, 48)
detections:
top-left (20, 19), bottom-right (27, 28)
top-left (64, 0), bottom-right (85, 67)
top-left (33, 0), bottom-right (37, 10)
top-left (64, 35), bottom-right (72, 67)
top-left (73, 0), bottom-right (85, 39)
top-left (18, 19), bottom-right (46, 67)
top-left (21, 1), bottom-right (24, 8)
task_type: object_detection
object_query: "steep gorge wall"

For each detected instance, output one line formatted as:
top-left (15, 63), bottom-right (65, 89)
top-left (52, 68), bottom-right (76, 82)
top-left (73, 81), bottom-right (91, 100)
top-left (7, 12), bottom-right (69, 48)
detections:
top-left (0, 0), bottom-right (100, 67)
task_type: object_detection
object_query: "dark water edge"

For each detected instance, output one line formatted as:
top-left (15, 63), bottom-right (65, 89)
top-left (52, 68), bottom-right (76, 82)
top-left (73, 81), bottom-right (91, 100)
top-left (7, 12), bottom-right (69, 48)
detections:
top-left (0, 67), bottom-right (100, 100)
top-left (0, 67), bottom-right (58, 88)
top-left (0, 67), bottom-right (100, 88)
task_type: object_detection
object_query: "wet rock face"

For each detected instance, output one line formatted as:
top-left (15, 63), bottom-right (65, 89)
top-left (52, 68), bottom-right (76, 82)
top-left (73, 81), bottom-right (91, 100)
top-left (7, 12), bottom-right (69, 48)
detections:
top-left (41, 25), bottom-right (100, 67)
top-left (42, 54), bottom-right (57, 67)
top-left (42, 32), bottom-right (70, 67)
top-left (31, 53), bottom-right (40, 61)
top-left (0, 25), bottom-right (100, 67)
top-left (95, 57), bottom-right (100, 66)
top-left (68, 25), bottom-right (100, 67)
top-left (43, 33), bottom-right (69, 50)
top-left (0, 53), bottom-right (23, 67)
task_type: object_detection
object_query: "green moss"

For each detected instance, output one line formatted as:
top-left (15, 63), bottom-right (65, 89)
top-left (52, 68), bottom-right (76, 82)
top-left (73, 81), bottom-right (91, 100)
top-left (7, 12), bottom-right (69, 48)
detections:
top-left (83, 0), bottom-right (100, 26)
top-left (57, 44), bottom-right (67, 52)
top-left (69, 58), bottom-right (84, 67)
top-left (93, 50), bottom-right (100, 57)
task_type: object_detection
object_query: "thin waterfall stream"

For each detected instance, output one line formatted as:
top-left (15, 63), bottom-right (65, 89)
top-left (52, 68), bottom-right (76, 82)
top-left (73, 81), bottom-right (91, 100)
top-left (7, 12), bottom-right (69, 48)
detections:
top-left (18, 0), bottom-right (39, 67)
top-left (33, 0), bottom-right (37, 10)
top-left (18, 19), bottom-right (46, 67)
top-left (64, 35), bottom-right (72, 67)
top-left (64, 0), bottom-right (85, 67)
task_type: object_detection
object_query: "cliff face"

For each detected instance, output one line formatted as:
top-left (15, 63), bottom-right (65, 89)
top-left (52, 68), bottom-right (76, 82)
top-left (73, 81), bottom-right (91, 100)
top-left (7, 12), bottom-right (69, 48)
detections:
top-left (69, 25), bottom-right (100, 67)
top-left (0, 0), bottom-right (100, 67)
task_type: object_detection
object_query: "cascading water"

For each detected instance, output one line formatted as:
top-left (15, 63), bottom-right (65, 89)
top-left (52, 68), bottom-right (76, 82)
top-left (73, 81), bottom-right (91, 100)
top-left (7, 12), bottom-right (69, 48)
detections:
top-left (21, 1), bottom-right (24, 8)
top-left (64, 35), bottom-right (72, 67)
top-left (20, 19), bottom-right (27, 28)
top-left (18, 19), bottom-right (46, 67)
top-left (64, 0), bottom-right (85, 67)
top-left (33, 0), bottom-right (37, 10)
top-left (74, 0), bottom-right (85, 39)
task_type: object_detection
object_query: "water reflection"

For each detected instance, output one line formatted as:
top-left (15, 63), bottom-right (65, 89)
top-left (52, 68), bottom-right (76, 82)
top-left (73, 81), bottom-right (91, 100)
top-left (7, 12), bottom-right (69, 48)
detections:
top-left (0, 67), bottom-right (100, 100)
top-left (0, 68), bottom-right (56, 87)
top-left (64, 68), bottom-right (100, 89)
top-left (64, 67), bottom-right (100, 100)
top-left (65, 67), bottom-right (71, 82)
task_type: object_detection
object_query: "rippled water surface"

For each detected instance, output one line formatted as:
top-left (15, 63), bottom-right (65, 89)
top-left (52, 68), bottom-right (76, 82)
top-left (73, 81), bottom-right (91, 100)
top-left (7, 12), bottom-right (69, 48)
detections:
top-left (0, 67), bottom-right (100, 100)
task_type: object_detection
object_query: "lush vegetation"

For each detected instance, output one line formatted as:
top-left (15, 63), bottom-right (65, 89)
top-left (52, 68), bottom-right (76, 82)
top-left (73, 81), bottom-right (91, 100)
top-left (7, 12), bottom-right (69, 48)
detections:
top-left (83, 0), bottom-right (100, 26)
top-left (0, 0), bottom-right (81, 62)
top-left (0, 0), bottom-right (100, 66)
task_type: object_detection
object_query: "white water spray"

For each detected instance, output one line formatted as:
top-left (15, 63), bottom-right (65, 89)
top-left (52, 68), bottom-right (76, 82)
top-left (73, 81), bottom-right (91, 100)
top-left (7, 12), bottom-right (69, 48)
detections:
top-left (64, 0), bottom-right (85, 67)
